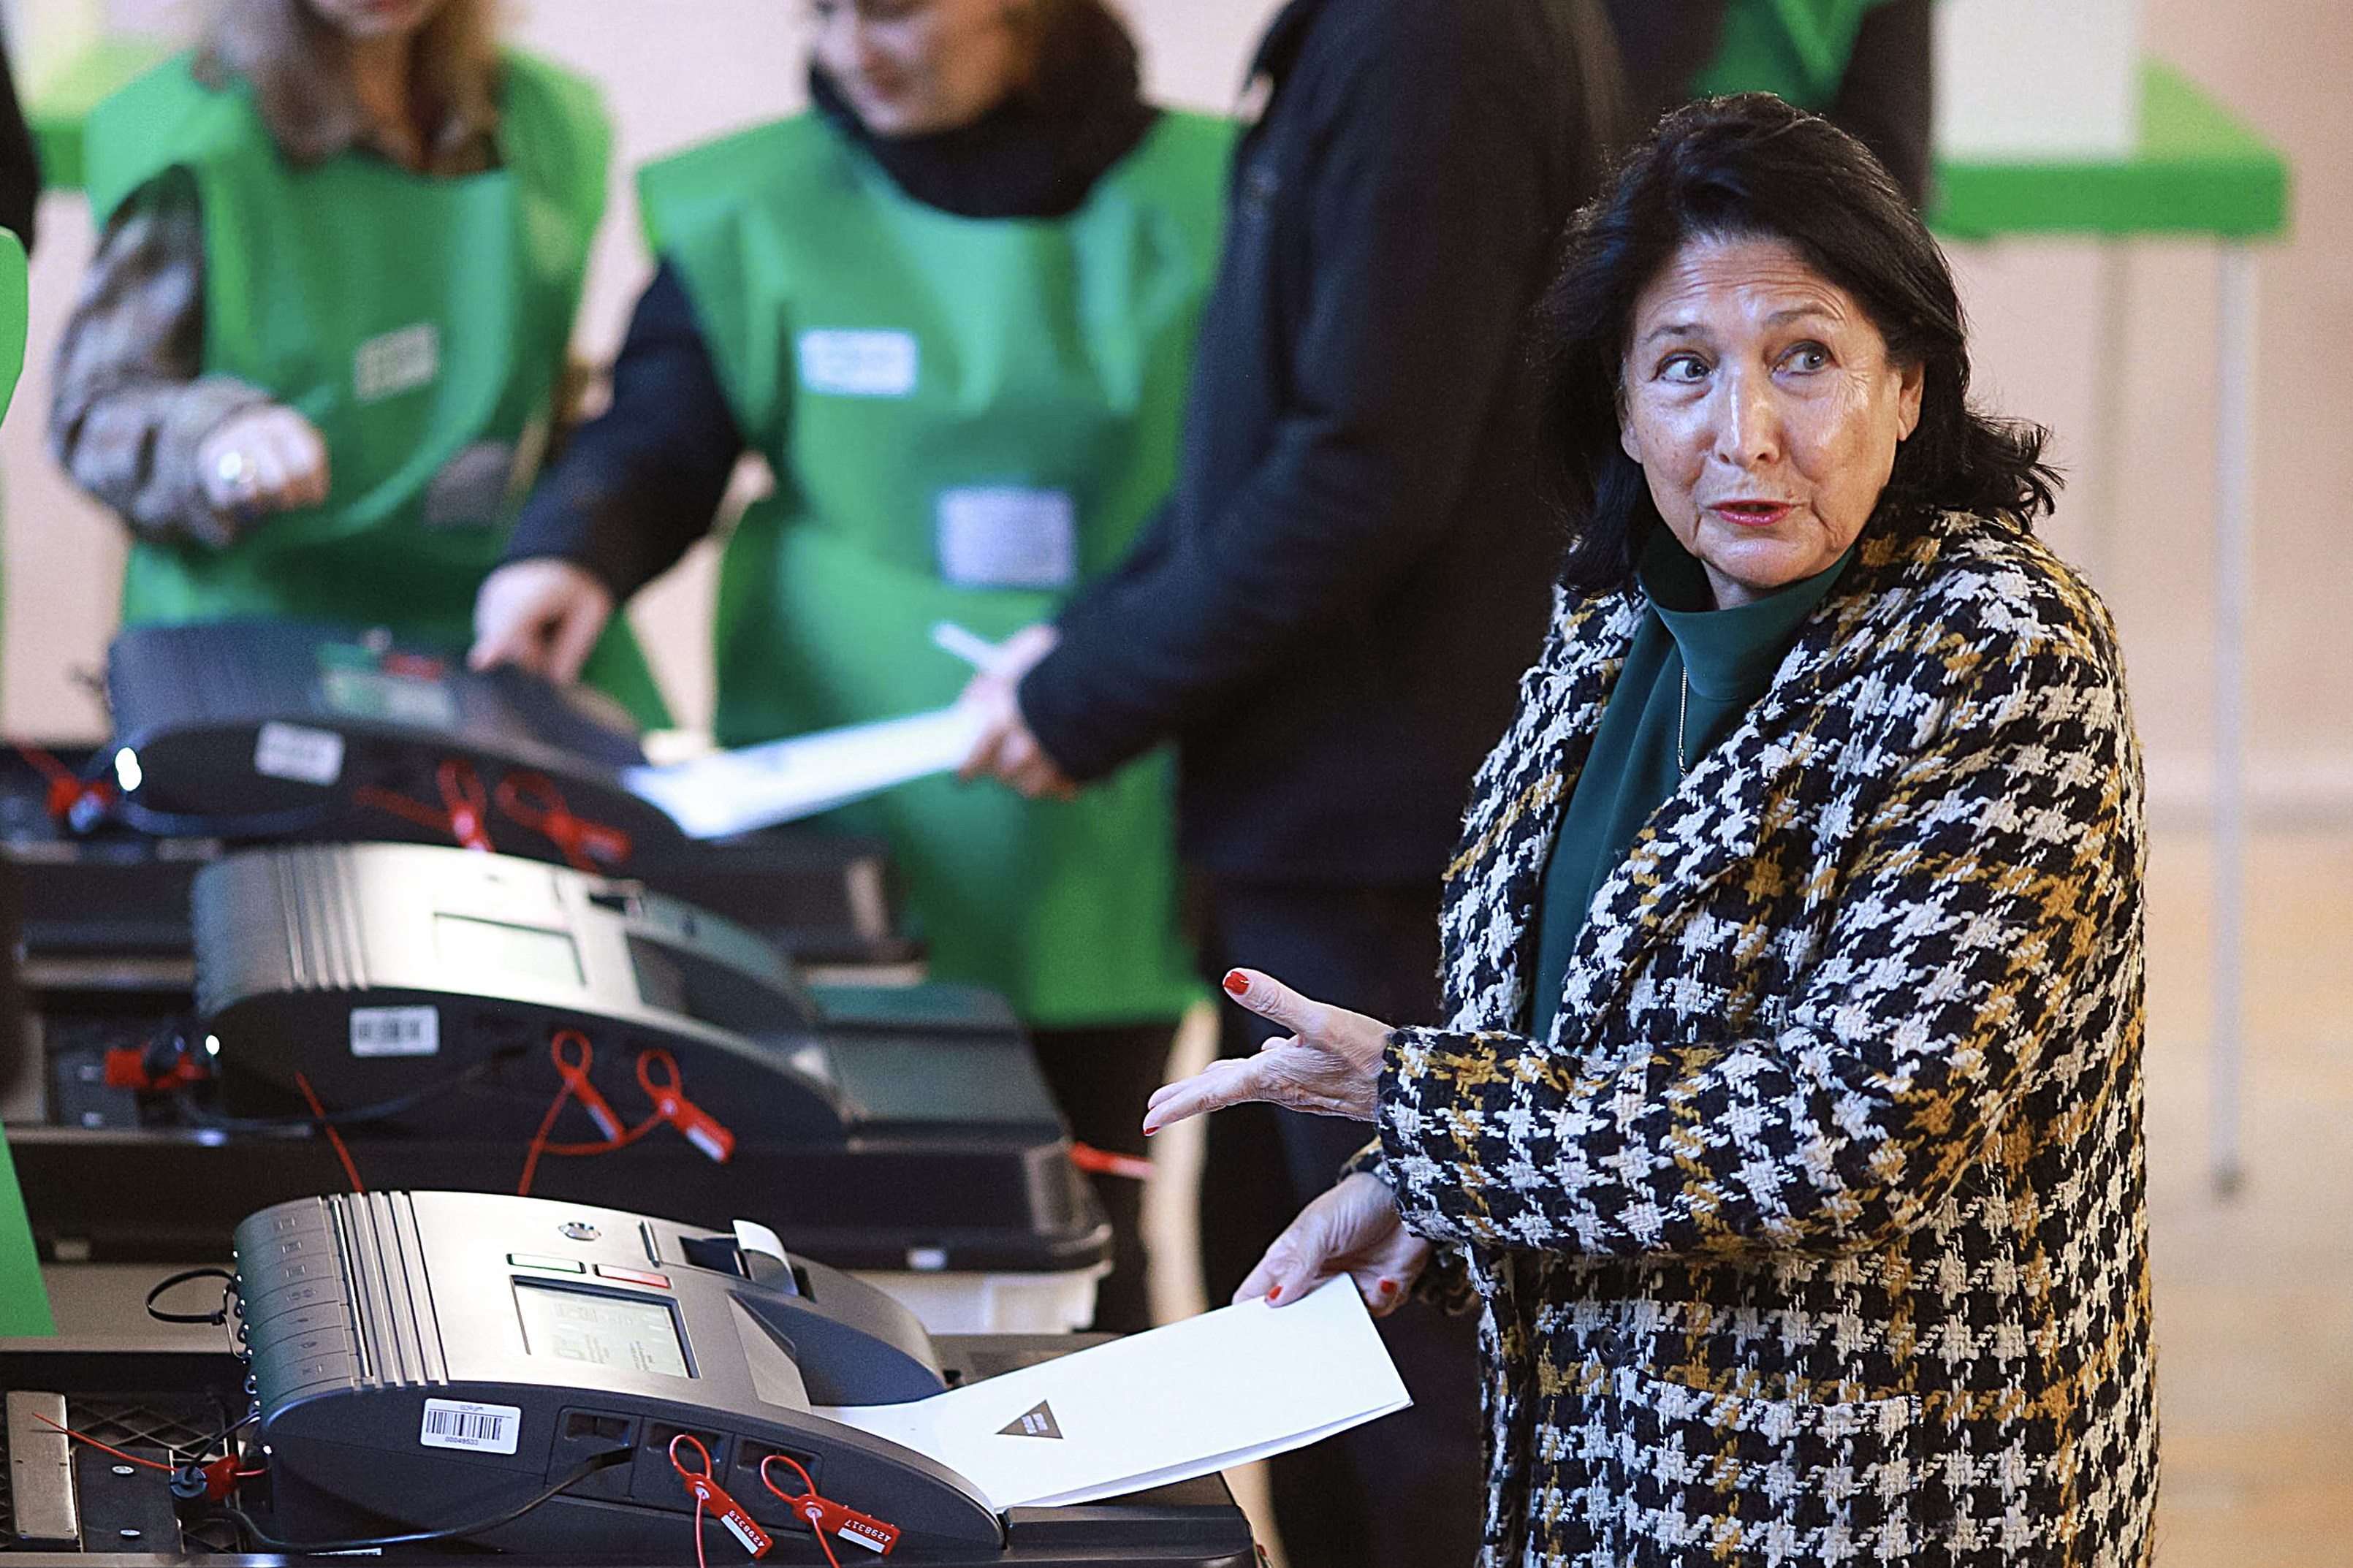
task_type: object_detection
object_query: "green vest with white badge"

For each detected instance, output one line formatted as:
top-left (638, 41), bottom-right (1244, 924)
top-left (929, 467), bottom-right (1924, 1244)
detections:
top-left (1692, 0), bottom-right (1897, 109)
top-left (85, 52), bottom-right (668, 727)
top-left (642, 110), bottom-right (1231, 1024)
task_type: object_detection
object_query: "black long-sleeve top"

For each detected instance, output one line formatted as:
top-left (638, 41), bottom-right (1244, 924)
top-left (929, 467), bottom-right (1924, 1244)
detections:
top-left (1015, 0), bottom-right (1624, 880)
top-left (500, 262), bottom-right (739, 597)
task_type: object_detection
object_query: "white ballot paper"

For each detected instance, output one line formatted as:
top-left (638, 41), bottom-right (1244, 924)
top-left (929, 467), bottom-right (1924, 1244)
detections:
top-left (621, 704), bottom-right (985, 840)
top-left (818, 1279), bottom-right (1410, 1510)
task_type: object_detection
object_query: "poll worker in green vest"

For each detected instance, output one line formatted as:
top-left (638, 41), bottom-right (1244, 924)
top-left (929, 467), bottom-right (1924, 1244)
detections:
top-left (1605, 0), bottom-right (1931, 203)
top-left (468, 0), bottom-right (1231, 1333)
top-left (50, 0), bottom-right (666, 726)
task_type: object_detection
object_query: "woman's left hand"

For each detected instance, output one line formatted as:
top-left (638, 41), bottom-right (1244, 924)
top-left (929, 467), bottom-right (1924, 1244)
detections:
top-left (1142, 969), bottom-right (1394, 1133)
top-left (1239, 1172), bottom-right (1429, 1316)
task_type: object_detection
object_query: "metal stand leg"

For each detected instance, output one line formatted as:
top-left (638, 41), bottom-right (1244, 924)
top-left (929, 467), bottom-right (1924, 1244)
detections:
top-left (2211, 243), bottom-right (2257, 1198)
top-left (2080, 244), bottom-right (2133, 588)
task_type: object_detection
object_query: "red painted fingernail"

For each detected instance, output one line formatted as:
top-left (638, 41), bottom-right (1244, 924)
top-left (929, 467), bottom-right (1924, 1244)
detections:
top-left (1266, 1285), bottom-right (1281, 1303)
top-left (1378, 1278), bottom-right (1398, 1294)
top-left (1222, 970), bottom-right (1250, 996)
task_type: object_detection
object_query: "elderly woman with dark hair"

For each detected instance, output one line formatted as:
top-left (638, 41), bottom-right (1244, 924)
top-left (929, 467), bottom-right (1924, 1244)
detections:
top-left (1147, 94), bottom-right (2156, 1566)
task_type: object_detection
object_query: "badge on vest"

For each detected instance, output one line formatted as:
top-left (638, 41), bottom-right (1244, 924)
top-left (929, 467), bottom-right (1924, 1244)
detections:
top-left (354, 323), bottom-right (440, 403)
top-left (936, 487), bottom-right (1077, 590)
top-left (798, 329), bottom-right (919, 398)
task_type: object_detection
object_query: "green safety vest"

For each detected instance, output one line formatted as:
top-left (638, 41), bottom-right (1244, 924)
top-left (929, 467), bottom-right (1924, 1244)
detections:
top-left (85, 52), bottom-right (668, 727)
top-left (0, 227), bottom-right (52, 1337)
top-left (642, 110), bottom-right (1233, 1025)
top-left (1693, 0), bottom-right (1896, 109)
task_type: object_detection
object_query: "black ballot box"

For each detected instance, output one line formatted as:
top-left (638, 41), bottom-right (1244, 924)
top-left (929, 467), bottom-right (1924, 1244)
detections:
top-left (0, 1337), bottom-right (1258, 1566)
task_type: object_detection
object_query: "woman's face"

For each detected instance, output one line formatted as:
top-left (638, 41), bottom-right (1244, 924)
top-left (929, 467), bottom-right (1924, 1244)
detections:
top-left (304, 0), bottom-right (446, 39)
top-left (809, 0), bottom-right (1030, 138)
top-left (1619, 233), bottom-right (1923, 609)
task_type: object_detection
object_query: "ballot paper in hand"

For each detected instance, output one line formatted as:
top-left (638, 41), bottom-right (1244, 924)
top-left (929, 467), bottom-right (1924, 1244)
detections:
top-left (819, 1278), bottom-right (1410, 1510)
top-left (622, 705), bottom-right (985, 839)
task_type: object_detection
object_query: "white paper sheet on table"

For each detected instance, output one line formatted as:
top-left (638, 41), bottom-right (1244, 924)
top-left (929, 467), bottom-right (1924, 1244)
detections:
top-left (818, 1279), bottom-right (1410, 1510)
top-left (621, 704), bottom-right (986, 839)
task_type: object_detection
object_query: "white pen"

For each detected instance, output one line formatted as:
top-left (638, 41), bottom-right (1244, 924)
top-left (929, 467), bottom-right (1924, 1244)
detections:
top-left (930, 620), bottom-right (1007, 674)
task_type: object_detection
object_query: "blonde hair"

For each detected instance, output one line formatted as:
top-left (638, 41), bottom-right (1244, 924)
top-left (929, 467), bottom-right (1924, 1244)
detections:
top-left (195, 0), bottom-right (500, 166)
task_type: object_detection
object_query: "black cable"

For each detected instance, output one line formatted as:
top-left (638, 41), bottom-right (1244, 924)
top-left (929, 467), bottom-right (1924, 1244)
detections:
top-left (191, 1410), bottom-right (256, 1460)
top-left (222, 1446), bottom-right (631, 1553)
top-left (178, 1048), bottom-right (522, 1133)
top-left (146, 1266), bottom-right (237, 1325)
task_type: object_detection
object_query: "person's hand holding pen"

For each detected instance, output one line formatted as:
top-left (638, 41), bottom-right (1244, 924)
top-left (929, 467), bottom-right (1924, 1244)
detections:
top-left (941, 620), bottom-right (1080, 800)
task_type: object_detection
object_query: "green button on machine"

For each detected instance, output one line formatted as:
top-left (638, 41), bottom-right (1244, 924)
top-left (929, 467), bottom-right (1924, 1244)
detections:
top-left (506, 1254), bottom-right (585, 1274)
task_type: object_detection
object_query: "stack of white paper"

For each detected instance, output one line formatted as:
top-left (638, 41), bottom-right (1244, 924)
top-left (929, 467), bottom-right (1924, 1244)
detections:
top-left (623, 705), bottom-right (986, 840)
top-left (820, 1279), bottom-right (1410, 1510)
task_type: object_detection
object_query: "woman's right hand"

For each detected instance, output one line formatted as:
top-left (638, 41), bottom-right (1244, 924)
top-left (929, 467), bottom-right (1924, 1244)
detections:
top-left (1239, 1171), bottom-right (1429, 1317)
top-left (197, 404), bottom-right (330, 520)
top-left (468, 559), bottom-right (615, 684)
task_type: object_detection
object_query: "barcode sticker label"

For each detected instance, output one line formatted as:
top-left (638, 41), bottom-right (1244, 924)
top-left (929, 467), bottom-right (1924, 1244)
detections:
top-left (351, 1005), bottom-right (439, 1058)
top-left (254, 722), bottom-right (345, 786)
top-left (419, 1400), bottom-right (521, 1455)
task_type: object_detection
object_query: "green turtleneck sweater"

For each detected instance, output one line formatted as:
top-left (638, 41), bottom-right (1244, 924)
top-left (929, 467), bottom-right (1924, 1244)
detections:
top-left (1525, 531), bottom-right (1856, 1041)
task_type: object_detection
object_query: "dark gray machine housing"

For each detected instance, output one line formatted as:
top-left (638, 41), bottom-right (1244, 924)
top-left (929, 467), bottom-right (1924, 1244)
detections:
top-left (104, 619), bottom-right (685, 859)
top-left (197, 840), bottom-right (1051, 1144)
top-left (237, 1192), bottom-right (1003, 1555)
top-left (180, 841), bottom-right (1101, 1272)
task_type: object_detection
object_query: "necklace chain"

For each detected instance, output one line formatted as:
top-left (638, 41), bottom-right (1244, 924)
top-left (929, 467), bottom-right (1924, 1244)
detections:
top-left (1676, 669), bottom-right (1690, 776)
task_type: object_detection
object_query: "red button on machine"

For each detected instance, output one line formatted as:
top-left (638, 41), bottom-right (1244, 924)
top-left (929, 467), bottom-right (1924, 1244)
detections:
top-left (593, 1265), bottom-right (671, 1288)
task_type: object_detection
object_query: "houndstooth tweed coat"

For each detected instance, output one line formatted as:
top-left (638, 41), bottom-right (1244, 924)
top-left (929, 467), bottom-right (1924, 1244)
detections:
top-left (1370, 508), bottom-right (2157, 1566)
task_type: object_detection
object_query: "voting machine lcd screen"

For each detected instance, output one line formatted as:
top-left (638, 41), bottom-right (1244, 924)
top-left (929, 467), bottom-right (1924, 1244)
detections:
top-left (432, 913), bottom-right (587, 987)
top-left (512, 1282), bottom-right (693, 1379)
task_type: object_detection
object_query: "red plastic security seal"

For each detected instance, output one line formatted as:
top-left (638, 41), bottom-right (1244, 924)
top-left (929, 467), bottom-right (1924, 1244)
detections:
top-left (670, 1434), bottom-right (772, 1560)
top-left (761, 1452), bottom-right (900, 1557)
top-left (638, 1049), bottom-right (737, 1163)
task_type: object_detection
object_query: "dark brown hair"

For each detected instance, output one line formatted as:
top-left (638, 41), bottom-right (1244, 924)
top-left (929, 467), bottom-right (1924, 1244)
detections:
top-left (1007, 0), bottom-right (1142, 113)
top-left (194, 0), bottom-right (498, 167)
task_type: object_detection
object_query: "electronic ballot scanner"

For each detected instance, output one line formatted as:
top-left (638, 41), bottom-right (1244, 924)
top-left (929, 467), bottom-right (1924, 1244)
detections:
top-left (14, 836), bottom-right (1107, 1280)
top-left (5, 837), bottom-right (1101, 1279)
top-left (102, 619), bottom-right (685, 863)
top-left (236, 1190), bottom-right (1003, 1556)
top-left (194, 839), bottom-right (1044, 1145)
top-left (197, 838), bottom-right (864, 1139)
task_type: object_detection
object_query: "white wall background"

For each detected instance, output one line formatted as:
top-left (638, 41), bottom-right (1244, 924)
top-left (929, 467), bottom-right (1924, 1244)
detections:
top-left (0, 0), bottom-right (2346, 832)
